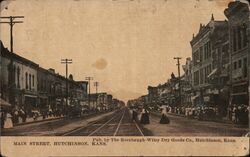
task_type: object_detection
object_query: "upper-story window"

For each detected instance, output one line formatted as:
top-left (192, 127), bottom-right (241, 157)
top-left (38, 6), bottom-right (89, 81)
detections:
top-left (17, 67), bottom-right (20, 88)
top-left (238, 60), bottom-right (242, 68)
top-left (32, 75), bottom-right (34, 87)
top-left (242, 24), bottom-right (247, 48)
top-left (237, 26), bottom-right (242, 50)
top-left (199, 46), bottom-right (203, 62)
top-left (29, 74), bottom-right (31, 90)
top-left (13, 66), bottom-right (16, 87)
top-left (25, 72), bottom-right (28, 89)
top-left (233, 61), bottom-right (237, 70)
top-left (243, 58), bottom-right (247, 78)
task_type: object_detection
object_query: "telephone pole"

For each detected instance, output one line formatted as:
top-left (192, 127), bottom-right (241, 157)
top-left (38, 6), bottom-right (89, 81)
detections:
top-left (174, 57), bottom-right (182, 105)
top-left (0, 16), bottom-right (24, 105)
top-left (94, 81), bottom-right (99, 109)
top-left (85, 77), bottom-right (93, 107)
top-left (61, 59), bottom-right (72, 111)
top-left (0, 16), bottom-right (24, 53)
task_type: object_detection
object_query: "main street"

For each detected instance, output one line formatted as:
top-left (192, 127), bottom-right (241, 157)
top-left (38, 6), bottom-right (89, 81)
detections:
top-left (1, 107), bottom-right (248, 136)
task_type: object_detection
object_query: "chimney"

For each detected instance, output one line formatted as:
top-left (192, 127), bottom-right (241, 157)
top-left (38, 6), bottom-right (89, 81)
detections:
top-left (48, 68), bottom-right (55, 73)
top-left (69, 74), bottom-right (73, 80)
top-left (211, 13), bottom-right (214, 21)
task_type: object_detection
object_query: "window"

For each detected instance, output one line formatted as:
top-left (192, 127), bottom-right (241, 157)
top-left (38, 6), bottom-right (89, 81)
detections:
top-left (200, 46), bottom-right (203, 62)
top-left (17, 67), bottom-right (20, 88)
top-left (238, 60), bottom-right (242, 68)
top-left (32, 75), bottom-right (34, 87)
top-left (29, 74), bottom-right (31, 90)
top-left (25, 73), bottom-right (28, 89)
top-left (233, 28), bottom-right (237, 52)
top-left (234, 62), bottom-right (237, 70)
top-left (208, 41), bottom-right (211, 57)
top-left (194, 71), bottom-right (199, 86)
top-left (13, 66), bottom-right (16, 87)
top-left (243, 24), bottom-right (247, 47)
top-left (200, 69), bottom-right (204, 84)
top-left (237, 26), bottom-right (242, 50)
top-left (243, 58), bottom-right (247, 78)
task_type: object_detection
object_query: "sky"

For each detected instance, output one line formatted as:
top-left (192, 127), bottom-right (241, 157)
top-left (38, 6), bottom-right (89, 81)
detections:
top-left (0, 0), bottom-right (232, 102)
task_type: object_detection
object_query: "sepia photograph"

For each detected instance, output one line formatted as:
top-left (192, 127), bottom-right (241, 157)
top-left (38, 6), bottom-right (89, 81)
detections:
top-left (0, 0), bottom-right (249, 156)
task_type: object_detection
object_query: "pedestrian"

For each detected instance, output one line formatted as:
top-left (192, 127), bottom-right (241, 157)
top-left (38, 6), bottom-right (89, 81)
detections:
top-left (20, 108), bottom-right (26, 123)
top-left (140, 108), bottom-right (150, 124)
top-left (1, 110), bottom-right (5, 128)
top-left (13, 109), bottom-right (19, 124)
top-left (160, 106), bottom-right (170, 124)
top-left (232, 106), bottom-right (236, 123)
top-left (4, 111), bottom-right (13, 128)
top-left (132, 108), bottom-right (138, 122)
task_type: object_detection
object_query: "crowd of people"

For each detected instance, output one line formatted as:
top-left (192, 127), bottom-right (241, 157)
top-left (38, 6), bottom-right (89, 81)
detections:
top-left (229, 104), bottom-right (249, 125)
top-left (0, 106), bottom-right (65, 129)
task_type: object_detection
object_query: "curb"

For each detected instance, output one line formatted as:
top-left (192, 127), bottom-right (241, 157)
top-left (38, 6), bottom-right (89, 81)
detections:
top-left (14, 117), bottom-right (65, 127)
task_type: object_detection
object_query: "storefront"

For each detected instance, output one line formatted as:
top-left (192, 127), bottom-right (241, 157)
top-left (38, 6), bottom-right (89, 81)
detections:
top-left (24, 94), bottom-right (37, 115)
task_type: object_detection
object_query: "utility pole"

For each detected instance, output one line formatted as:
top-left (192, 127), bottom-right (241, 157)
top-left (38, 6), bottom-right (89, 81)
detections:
top-left (85, 77), bottom-right (93, 108)
top-left (94, 81), bottom-right (99, 109)
top-left (174, 57), bottom-right (182, 106)
top-left (0, 16), bottom-right (24, 105)
top-left (61, 59), bottom-right (72, 112)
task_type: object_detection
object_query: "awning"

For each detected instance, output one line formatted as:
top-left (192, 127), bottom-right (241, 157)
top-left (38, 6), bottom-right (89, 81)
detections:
top-left (191, 94), bottom-right (200, 101)
top-left (207, 68), bottom-right (218, 78)
top-left (0, 98), bottom-right (11, 107)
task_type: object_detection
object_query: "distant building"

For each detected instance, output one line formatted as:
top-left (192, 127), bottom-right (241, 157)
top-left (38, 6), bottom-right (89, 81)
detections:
top-left (182, 57), bottom-right (193, 107)
top-left (224, 1), bottom-right (249, 107)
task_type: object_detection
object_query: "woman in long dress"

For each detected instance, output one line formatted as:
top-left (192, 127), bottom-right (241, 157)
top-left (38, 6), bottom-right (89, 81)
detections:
top-left (160, 107), bottom-right (170, 124)
top-left (140, 108), bottom-right (150, 124)
top-left (4, 112), bottom-right (13, 128)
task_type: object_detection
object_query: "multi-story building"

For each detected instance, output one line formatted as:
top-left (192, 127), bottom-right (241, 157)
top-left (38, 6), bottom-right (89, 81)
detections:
top-left (1, 40), bottom-right (89, 115)
top-left (1, 41), bottom-right (39, 114)
top-left (182, 58), bottom-right (193, 107)
top-left (190, 15), bottom-right (228, 109)
top-left (224, 1), bottom-right (249, 107)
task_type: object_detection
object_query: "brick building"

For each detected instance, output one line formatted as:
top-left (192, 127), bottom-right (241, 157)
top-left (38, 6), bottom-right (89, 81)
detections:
top-left (224, 1), bottom-right (249, 107)
top-left (190, 15), bottom-right (229, 110)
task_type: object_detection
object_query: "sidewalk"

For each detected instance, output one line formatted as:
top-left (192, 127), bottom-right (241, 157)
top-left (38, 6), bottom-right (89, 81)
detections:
top-left (151, 111), bottom-right (248, 128)
top-left (14, 115), bottom-right (65, 126)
